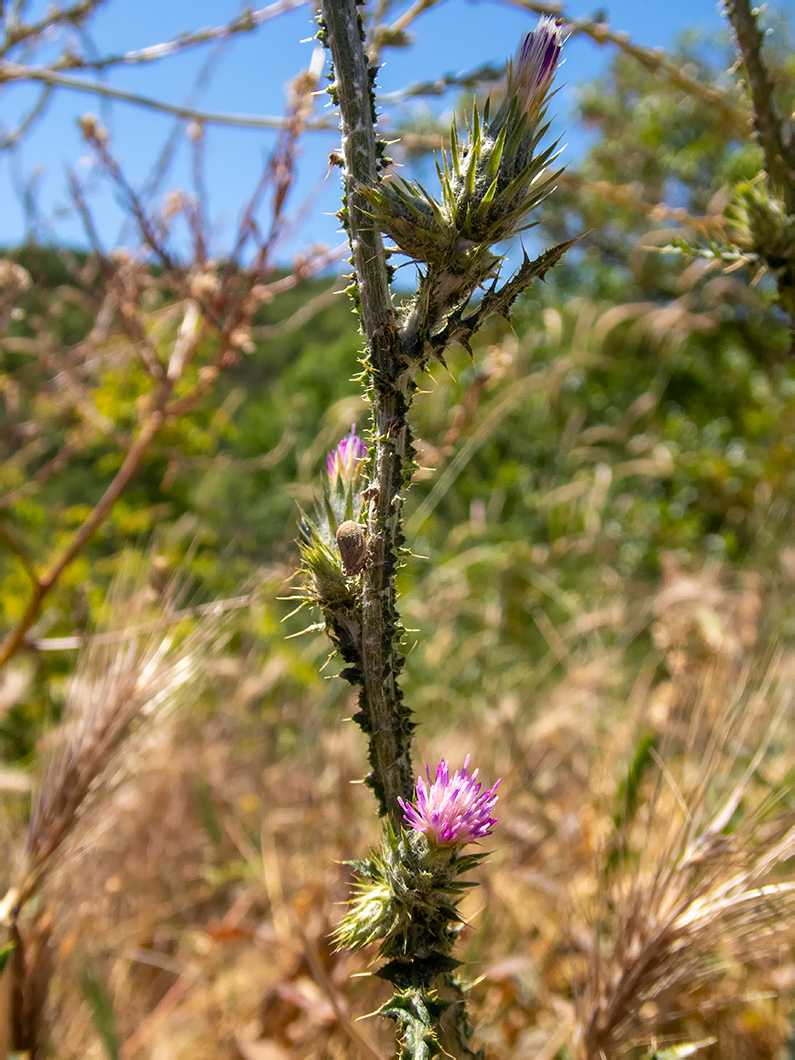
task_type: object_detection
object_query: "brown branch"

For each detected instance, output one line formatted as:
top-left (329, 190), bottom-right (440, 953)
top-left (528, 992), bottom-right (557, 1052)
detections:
top-left (0, 0), bottom-right (102, 56)
top-left (43, 0), bottom-right (307, 72)
top-left (0, 440), bottom-right (79, 510)
top-left (0, 60), bottom-right (334, 132)
top-left (0, 521), bottom-right (40, 588)
top-left (0, 395), bottom-right (170, 670)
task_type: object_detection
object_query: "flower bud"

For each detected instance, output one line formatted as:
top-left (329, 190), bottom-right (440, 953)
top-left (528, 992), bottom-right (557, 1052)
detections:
top-left (327, 424), bottom-right (368, 490)
top-left (336, 520), bottom-right (368, 576)
top-left (504, 16), bottom-right (564, 126)
top-left (362, 16), bottom-right (565, 277)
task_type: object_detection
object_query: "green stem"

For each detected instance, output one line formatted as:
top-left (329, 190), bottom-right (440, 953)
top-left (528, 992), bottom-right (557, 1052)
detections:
top-left (320, 0), bottom-right (414, 821)
top-left (723, 0), bottom-right (795, 209)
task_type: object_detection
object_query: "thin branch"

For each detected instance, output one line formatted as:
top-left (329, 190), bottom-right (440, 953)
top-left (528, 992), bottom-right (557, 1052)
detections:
top-left (254, 278), bottom-right (342, 339)
top-left (115, 33), bottom-right (229, 251)
top-left (77, 135), bottom-right (178, 272)
top-left (0, 399), bottom-right (170, 669)
top-left (383, 0), bottom-right (441, 39)
top-left (0, 83), bottom-right (53, 149)
top-left (378, 61), bottom-right (504, 104)
top-left (26, 594), bottom-right (252, 652)
top-left (556, 173), bottom-right (726, 233)
top-left (0, 61), bottom-right (335, 132)
top-left (0, 521), bottom-right (40, 588)
top-left (43, 0), bottom-right (308, 72)
top-left (0, 0), bottom-right (102, 56)
top-left (0, 440), bottom-right (79, 510)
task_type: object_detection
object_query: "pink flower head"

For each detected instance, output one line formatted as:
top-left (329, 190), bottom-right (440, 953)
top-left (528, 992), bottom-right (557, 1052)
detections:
top-left (327, 424), bottom-right (368, 489)
top-left (398, 756), bottom-right (501, 846)
top-left (507, 16), bottom-right (564, 123)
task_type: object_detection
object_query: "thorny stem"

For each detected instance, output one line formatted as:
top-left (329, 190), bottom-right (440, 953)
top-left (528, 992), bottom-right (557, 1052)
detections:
top-left (723, 0), bottom-right (795, 352)
top-left (320, 0), bottom-right (415, 823)
top-left (723, 0), bottom-right (795, 211)
top-left (318, 7), bottom-right (576, 1056)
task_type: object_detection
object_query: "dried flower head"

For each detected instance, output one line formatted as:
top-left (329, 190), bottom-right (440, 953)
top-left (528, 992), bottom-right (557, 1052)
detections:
top-left (0, 259), bottom-right (32, 294)
top-left (77, 111), bottom-right (108, 144)
top-left (505, 16), bottom-right (565, 124)
top-left (327, 423), bottom-right (368, 490)
top-left (398, 756), bottom-right (501, 845)
top-left (336, 519), bottom-right (368, 576)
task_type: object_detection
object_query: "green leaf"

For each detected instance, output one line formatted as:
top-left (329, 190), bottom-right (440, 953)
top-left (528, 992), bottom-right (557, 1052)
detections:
top-left (195, 777), bottom-right (223, 848)
top-left (608, 730), bottom-right (658, 872)
top-left (0, 940), bottom-right (15, 975)
top-left (82, 961), bottom-right (121, 1060)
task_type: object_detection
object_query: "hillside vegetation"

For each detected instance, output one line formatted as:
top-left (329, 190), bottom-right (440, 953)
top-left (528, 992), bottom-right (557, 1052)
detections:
top-left (0, 11), bottom-right (793, 1059)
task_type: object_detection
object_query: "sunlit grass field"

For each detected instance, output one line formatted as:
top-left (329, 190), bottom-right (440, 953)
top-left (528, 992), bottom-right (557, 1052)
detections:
top-left (1, 266), bottom-right (792, 1058)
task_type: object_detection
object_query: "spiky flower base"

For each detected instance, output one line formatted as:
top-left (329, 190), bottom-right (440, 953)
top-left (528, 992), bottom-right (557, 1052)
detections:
top-left (336, 823), bottom-right (487, 956)
top-left (359, 16), bottom-right (567, 363)
top-left (726, 179), bottom-right (795, 275)
top-left (291, 426), bottom-right (370, 675)
top-left (336, 822), bottom-right (489, 1057)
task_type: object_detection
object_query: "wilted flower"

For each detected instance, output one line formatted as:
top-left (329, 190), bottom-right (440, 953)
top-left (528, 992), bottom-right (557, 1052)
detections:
top-left (505, 16), bottom-right (565, 125)
top-left (398, 756), bottom-right (501, 845)
top-left (327, 423), bottom-right (368, 489)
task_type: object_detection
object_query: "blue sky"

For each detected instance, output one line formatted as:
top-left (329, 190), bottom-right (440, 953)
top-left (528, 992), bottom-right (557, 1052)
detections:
top-left (1, 0), bottom-right (790, 260)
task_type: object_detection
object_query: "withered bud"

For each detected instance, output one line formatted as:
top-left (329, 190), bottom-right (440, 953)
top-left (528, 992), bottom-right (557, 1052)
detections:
top-left (0, 259), bottom-right (31, 294)
top-left (250, 283), bottom-right (275, 305)
top-left (336, 520), bottom-right (368, 576)
top-left (189, 267), bottom-right (219, 300)
top-left (77, 112), bottom-right (108, 144)
top-left (229, 326), bottom-right (254, 353)
top-left (199, 365), bottom-right (220, 384)
top-left (164, 190), bottom-right (188, 219)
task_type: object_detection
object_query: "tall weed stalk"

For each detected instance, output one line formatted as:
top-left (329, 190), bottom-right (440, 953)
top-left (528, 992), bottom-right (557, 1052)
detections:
top-left (298, 2), bottom-right (573, 1053)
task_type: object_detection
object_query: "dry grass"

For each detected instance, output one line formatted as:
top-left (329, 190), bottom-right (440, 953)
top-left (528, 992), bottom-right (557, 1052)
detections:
top-left (573, 659), bottom-right (793, 1059)
top-left (0, 551), bottom-right (790, 1058)
top-left (0, 553), bottom-right (246, 1057)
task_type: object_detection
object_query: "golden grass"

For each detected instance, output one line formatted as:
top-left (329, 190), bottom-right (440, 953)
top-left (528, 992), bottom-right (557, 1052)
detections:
top-left (0, 550), bottom-right (791, 1058)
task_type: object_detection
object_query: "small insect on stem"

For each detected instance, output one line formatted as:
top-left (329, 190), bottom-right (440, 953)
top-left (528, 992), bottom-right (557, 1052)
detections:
top-left (326, 151), bottom-right (345, 178)
top-left (336, 520), bottom-right (368, 576)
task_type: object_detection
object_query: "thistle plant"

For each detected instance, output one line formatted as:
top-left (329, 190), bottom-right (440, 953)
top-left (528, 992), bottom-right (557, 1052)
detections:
top-left (299, 4), bottom-right (571, 1054)
top-left (361, 16), bottom-right (568, 363)
top-left (295, 425), bottom-right (370, 669)
top-left (668, 0), bottom-right (795, 353)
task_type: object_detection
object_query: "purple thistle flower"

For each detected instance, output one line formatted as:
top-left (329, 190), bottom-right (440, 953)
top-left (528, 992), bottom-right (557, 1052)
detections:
top-left (506, 16), bottom-right (564, 123)
top-left (327, 423), bottom-right (368, 489)
top-left (398, 756), bottom-right (501, 846)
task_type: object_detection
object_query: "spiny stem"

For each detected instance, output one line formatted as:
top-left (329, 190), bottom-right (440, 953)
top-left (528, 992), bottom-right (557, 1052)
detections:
top-left (320, 0), bottom-right (414, 821)
top-left (724, 0), bottom-right (795, 209)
